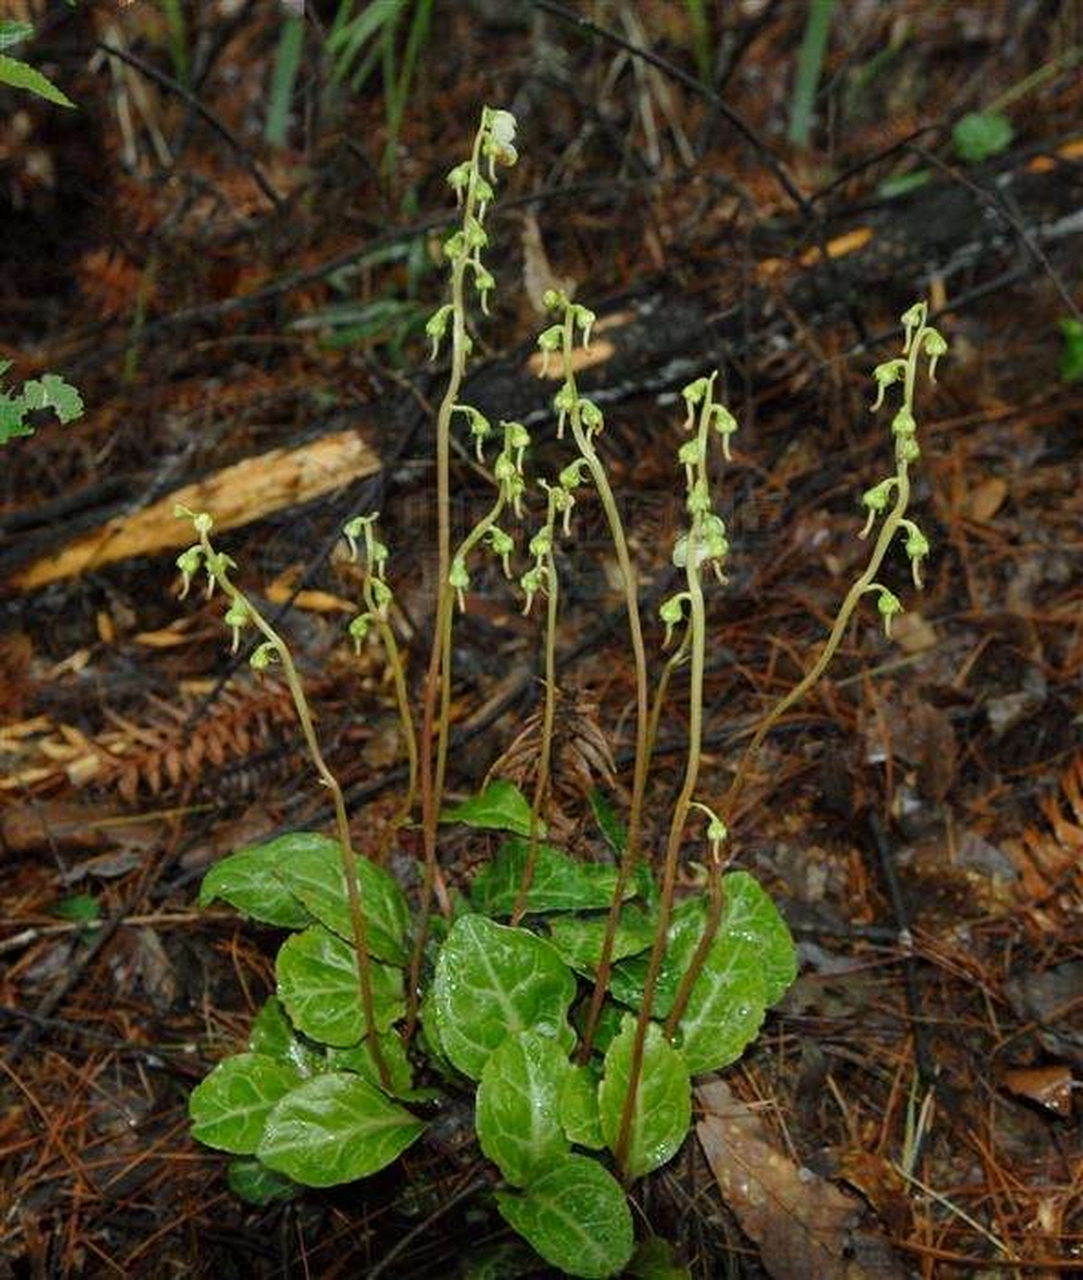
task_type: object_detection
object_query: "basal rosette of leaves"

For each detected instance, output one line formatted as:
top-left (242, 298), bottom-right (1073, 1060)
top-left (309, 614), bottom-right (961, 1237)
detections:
top-left (190, 782), bottom-right (796, 1277)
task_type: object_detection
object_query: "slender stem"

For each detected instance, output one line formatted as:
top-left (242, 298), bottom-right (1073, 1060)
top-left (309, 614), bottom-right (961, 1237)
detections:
top-left (511, 492), bottom-right (560, 925)
top-left (201, 539), bottom-right (390, 1088)
top-left (666, 314), bottom-right (934, 1036)
top-left (645, 630), bottom-right (690, 780)
top-left (372, 611), bottom-right (418, 861)
top-left (613, 398), bottom-right (711, 1172)
top-left (407, 128), bottom-right (485, 1043)
top-left (568, 313), bottom-right (651, 1060)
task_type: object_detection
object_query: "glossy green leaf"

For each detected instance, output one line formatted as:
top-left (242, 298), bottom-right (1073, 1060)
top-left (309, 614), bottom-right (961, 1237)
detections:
top-left (0, 53), bottom-right (75, 107)
top-left (472, 839), bottom-right (626, 916)
top-left (326, 1029), bottom-right (414, 1096)
top-left (248, 997), bottom-right (324, 1075)
top-left (548, 906), bottom-right (654, 975)
top-left (276, 925), bottom-right (405, 1048)
top-left (609, 899), bottom-right (704, 1018)
top-left (441, 778), bottom-right (544, 837)
top-left (432, 915), bottom-right (576, 1079)
top-left (199, 837), bottom-right (312, 929)
top-left (952, 110), bottom-right (1013, 162)
top-left (226, 1157), bottom-right (297, 1206)
top-left (476, 1030), bottom-right (571, 1184)
top-left (573, 998), bottom-right (624, 1057)
top-left (496, 1154), bottom-right (633, 1279)
top-left (719, 871), bottom-right (797, 1006)
top-left (257, 1072), bottom-right (423, 1187)
top-left (271, 834), bottom-right (410, 964)
top-left (189, 1053), bottom-right (303, 1154)
top-left (559, 1063), bottom-right (604, 1149)
top-left (669, 872), bottom-right (796, 1075)
top-left (22, 374), bottom-right (83, 423)
top-left (598, 1016), bottom-right (690, 1180)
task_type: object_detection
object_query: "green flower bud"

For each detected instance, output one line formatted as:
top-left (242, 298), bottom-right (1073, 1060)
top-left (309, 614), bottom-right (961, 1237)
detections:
top-left (520, 564), bottom-right (545, 614)
top-left (449, 557), bottom-right (470, 612)
top-left (870, 358), bottom-right (907, 410)
top-left (553, 384), bottom-right (576, 438)
top-left (859, 477), bottom-right (897, 537)
top-left (176, 545), bottom-right (203, 597)
top-left (250, 641), bottom-right (278, 671)
top-left (442, 230), bottom-right (466, 262)
top-left (573, 304), bottom-right (596, 347)
top-left (875, 586), bottom-right (903, 638)
top-left (659, 592), bottom-right (687, 646)
top-left (474, 263), bottom-right (495, 313)
top-left (579, 398), bottom-right (603, 435)
top-left (372, 578), bottom-right (393, 612)
top-left (425, 304), bottom-right (453, 360)
top-left (529, 527), bottom-right (551, 559)
top-left (896, 435), bottom-right (921, 464)
top-left (891, 406), bottom-right (916, 438)
top-left (710, 404), bottom-right (738, 459)
top-left (686, 478), bottom-right (711, 515)
top-left (559, 458), bottom-right (587, 492)
top-left (224, 597), bottom-right (249, 653)
top-left (543, 288), bottom-right (568, 313)
top-left (922, 328), bottom-right (948, 380)
top-left (702, 513), bottom-right (729, 561)
top-left (446, 161), bottom-right (471, 197)
top-left (903, 521), bottom-right (930, 588)
top-left (348, 613), bottom-right (373, 651)
top-left (487, 526), bottom-right (514, 576)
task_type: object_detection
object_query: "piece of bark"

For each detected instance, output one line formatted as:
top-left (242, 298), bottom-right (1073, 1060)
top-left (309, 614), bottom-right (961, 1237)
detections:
top-left (7, 429), bottom-right (379, 591)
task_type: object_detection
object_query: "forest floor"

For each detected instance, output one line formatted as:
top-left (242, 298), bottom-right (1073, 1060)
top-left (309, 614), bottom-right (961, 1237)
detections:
top-left (1, 2), bottom-right (1082, 1276)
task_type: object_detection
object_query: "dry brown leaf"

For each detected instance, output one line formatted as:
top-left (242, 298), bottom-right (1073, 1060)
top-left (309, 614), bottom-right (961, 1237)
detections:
top-left (696, 1079), bottom-right (906, 1279)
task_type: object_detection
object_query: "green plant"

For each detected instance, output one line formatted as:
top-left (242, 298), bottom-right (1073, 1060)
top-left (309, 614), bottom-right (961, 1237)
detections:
top-left (0, 19), bottom-right (75, 107)
top-left (179, 108), bottom-right (946, 1277)
top-left (325, 0), bottom-right (434, 174)
top-left (1, 365), bottom-right (83, 445)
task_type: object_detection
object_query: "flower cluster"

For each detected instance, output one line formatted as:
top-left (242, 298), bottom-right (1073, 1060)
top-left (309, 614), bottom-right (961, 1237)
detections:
top-left (659, 374), bottom-right (737, 645)
top-left (450, 418), bottom-right (531, 612)
top-left (426, 107), bottom-right (517, 351)
top-left (343, 514), bottom-right (395, 651)
top-left (859, 301), bottom-right (947, 633)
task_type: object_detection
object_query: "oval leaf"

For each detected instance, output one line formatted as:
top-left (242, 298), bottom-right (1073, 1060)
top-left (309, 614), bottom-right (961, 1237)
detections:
top-left (200, 843), bottom-right (311, 928)
top-left (598, 1016), bottom-right (690, 1180)
top-left (326, 1029), bottom-right (414, 1097)
top-left (433, 915), bottom-right (576, 1079)
top-left (548, 905), bottom-right (654, 975)
top-left (257, 1072), bottom-right (423, 1187)
top-left (477, 1030), bottom-right (570, 1185)
top-left (248, 997), bottom-right (324, 1076)
top-left (189, 1053), bottom-right (303, 1154)
top-left (496, 1154), bottom-right (633, 1279)
top-left (720, 871), bottom-right (797, 1007)
top-left (271, 835), bottom-right (410, 964)
top-left (560, 1064), bottom-right (604, 1150)
top-left (441, 778), bottom-right (543, 837)
top-left (472, 839), bottom-right (626, 916)
top-left (276, 924), bottom-right (404, 1048)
